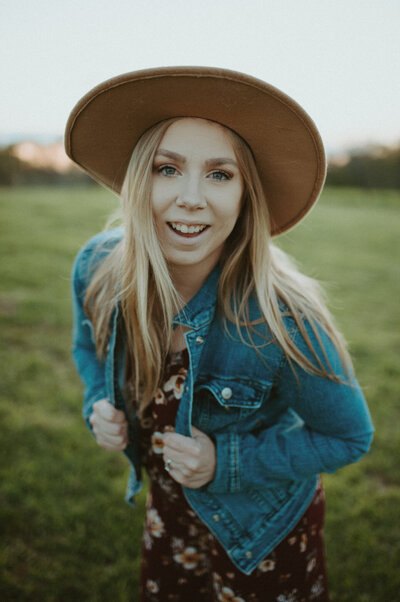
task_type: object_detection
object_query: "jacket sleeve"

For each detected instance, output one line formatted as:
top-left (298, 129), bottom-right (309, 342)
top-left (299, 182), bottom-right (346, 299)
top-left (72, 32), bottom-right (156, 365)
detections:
top-left (207, 320), bottom-right (374, 493)
top-left (71, 240), bottom-right (109, 433)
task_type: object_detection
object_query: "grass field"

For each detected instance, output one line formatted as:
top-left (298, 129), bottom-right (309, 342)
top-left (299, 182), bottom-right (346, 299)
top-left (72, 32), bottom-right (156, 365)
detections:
top-left (0, 185), bottom-right (399, 601)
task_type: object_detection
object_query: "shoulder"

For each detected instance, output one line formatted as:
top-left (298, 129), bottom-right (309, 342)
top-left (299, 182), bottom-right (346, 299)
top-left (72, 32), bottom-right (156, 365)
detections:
top-left (283, 310), bottom-right (350, 382)
top-left (248, 292), bottom-right (349, 380)
top-left (72, 227), bottom-right (124, 290)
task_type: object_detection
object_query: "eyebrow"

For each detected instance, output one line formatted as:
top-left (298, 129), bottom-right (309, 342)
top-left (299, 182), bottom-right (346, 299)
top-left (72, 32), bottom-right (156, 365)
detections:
top-left (155, 149), bottom-right (238, 168)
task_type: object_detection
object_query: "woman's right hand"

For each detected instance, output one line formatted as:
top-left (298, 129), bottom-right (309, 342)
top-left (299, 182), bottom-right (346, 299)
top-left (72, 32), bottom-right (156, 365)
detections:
top-left (89, 398), bottom-right (128, 451)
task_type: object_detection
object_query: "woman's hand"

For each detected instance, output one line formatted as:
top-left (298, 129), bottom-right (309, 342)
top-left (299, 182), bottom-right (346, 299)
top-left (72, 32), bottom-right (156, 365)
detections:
top-left (162, 426), bottom-right (216, 489)
top-left (89, 398), bottom-right (128, 451)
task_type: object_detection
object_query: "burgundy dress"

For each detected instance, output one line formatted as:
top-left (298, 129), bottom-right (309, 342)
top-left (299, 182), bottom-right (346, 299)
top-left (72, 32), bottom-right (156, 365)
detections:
top-left (138, 348), bottom-right (329, 602)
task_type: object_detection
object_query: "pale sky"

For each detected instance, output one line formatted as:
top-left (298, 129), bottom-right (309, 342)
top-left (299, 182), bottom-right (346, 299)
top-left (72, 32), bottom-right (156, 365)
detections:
top-left (1, 0), bottom-right (399, 154)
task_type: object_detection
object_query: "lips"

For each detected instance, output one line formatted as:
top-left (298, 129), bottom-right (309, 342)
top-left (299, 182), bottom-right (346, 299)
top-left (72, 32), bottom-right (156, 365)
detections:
top-left (168, 222), bottom-right (210, 237)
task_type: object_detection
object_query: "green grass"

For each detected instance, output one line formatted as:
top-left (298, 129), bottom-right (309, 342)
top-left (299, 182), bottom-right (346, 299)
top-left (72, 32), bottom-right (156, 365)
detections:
top-left (0, 185), bottom-right (399, 601)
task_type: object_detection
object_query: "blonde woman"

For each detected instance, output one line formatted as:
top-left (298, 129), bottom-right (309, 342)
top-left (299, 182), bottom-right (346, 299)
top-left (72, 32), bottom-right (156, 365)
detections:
top-left (68, 67), bottom-right (374, 601)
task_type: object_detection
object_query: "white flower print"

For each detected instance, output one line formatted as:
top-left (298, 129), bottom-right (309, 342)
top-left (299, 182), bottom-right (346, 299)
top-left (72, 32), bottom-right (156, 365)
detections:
top-left (257, 558), bottom-right (276, 572)
top-left (310, 575), bottom-right (325, 599)
top-left (171, 536), bottom-right (185, 552)
top-left (217, 586), bottom-right (246, 602)
top-left (300, 533), bottom-right (308, 552)
top-left (146, 507), bottom-right (165, 538)
top-left (163, 368), bottom-right (187, 399)
top-left (213, 572), bottom-right (223, 592)
top-left (151, 431), bottom-right (164, 454)
top-left (198, 532), bottom-right (211, 553)
top-left (276, 589), bottom-right (299, 602)
top-left (146, 579), bottom-right (159, 593)
top-left (307, 557), bottom-right (317, 573)
top-left (157, 474), bottom-right (180, 500)
top-left (146, 490), bottom-right (153, 508)
top-left (154, 388), bottom-right (166, 405)
top-left (311, 523), bottom-right (318, 536)
top-left (173, 546), bottom-right (202, 569)
top-left (143, 530), bottom-right (153, 550)
top-left (188, 523), bottom-right (199, 537)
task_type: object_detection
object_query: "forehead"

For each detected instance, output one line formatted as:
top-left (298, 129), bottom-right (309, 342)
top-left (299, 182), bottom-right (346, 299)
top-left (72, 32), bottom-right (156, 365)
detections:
top-left (158, 117), bottom-right (236, 156)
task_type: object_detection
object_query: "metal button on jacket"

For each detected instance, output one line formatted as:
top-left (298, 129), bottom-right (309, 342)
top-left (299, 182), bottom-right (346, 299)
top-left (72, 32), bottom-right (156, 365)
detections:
top-left (221, 387), bottom-right (232, 400)
top-left (196, 335), bottom-right (204, 344)
top-left (212, 514), bottom-right (220, 522)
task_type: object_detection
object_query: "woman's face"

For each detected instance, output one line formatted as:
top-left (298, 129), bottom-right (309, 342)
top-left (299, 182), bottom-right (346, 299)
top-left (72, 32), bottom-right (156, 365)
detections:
top-left (151, 118), bottom-right (243, 275)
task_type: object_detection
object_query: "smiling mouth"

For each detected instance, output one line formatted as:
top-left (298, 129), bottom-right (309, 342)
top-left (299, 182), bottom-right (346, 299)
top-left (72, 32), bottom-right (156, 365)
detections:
top-left (168, 222), bottom-right (210, 237)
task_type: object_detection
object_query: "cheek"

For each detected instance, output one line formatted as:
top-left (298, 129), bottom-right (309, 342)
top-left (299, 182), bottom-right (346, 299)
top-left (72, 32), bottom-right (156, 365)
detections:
top-left (151, 188), bottom-right (167, 219)
top-left (151, 180), bottom-right (179, 214)
top-left (218, 191), bottom-right (242, 225)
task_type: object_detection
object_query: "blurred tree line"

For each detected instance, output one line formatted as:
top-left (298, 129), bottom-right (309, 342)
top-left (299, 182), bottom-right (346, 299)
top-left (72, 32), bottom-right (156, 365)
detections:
top-left (0, 142), bottom-right (399, 189)
top-left (0, 145), bottom-right (94, 187)
top-left (326, 144), bottom-right (400, 189)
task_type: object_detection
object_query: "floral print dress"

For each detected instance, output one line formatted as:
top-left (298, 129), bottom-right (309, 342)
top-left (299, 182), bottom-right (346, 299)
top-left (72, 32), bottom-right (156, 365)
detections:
top-left (138, 348), bottom-right (329, 602)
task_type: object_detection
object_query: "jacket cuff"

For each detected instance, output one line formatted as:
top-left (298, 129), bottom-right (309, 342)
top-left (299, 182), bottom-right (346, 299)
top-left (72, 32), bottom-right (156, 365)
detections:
top-left (206, 431), bottom-right (240, 494)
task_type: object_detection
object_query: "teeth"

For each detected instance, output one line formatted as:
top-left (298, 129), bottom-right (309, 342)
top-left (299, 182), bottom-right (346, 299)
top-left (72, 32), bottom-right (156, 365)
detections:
top-left (170, 223), bottom-right (207, 234)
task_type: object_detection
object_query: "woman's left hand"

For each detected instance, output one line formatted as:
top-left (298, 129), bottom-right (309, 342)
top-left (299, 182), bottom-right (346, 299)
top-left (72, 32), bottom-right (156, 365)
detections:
top-left (162, 426), bottom-right (216, 489)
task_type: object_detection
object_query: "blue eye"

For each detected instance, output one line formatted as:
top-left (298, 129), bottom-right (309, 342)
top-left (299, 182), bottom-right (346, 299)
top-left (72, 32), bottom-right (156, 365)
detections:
top-left (209, 170), bottom-right (231, 181)
top-left (158, 165), bottom-right (178, 176)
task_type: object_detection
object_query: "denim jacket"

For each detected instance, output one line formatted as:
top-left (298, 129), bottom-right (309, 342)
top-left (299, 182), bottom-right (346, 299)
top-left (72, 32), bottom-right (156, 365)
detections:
top-left (71, 228), bottom-right (374, 574)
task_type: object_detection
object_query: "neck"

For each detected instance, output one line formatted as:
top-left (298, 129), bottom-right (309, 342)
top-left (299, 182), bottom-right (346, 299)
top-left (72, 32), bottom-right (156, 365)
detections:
top-left (169, 260), bottom-right (218, 305)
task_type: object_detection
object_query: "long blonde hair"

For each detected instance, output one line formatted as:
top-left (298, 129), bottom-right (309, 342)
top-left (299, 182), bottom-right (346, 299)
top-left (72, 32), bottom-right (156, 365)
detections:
top-left (84, 117), bottom-right (352, 417)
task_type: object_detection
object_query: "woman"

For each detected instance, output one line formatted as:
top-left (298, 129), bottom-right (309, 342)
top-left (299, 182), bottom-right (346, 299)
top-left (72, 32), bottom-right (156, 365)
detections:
top-left (68, 67), bottom-right (374, 601)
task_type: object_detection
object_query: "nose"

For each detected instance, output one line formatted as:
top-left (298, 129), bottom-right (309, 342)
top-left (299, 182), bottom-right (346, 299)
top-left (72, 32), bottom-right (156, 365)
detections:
top-left (176, 177), bottom-right (207, 210)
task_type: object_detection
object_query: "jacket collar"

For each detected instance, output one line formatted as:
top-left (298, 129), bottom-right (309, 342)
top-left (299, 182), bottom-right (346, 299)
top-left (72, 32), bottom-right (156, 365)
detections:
top-left (173, 264), bottom-right (221, 330)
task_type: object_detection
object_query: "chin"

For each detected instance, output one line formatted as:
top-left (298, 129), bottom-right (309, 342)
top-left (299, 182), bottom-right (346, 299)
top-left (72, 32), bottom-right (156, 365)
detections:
top-left (168, 255), bottom-right (203, 268)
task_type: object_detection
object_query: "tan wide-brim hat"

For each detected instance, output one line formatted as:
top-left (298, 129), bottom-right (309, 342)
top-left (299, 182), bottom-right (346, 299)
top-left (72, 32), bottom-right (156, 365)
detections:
top-left (65, 66), bottom-right (326, 236)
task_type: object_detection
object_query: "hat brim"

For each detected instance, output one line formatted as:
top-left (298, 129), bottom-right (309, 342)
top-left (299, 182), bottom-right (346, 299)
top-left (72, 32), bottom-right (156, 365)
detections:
top-left (65, 66), bottom-right (326, 236)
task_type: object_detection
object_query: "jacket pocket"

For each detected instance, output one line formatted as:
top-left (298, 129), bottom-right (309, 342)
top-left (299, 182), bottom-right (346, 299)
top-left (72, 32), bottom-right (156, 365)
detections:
top-left (193, 377), bottom-right (273, 430)
top-left (197, 377), bottom-right (272, 408)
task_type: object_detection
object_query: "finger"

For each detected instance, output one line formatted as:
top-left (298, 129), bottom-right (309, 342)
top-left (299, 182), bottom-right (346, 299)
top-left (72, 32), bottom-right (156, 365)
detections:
top-left (163, 444), bottom-right (193, 462)
top-left (98, 439), bottom-right (127, 451)
top-left (90, 413), bottom-right (128, 437)
top-left (162, 451), bottom-right (183, 470)
top-left (89, 409), bottom-right (128, 434)
top-left (93, 399), bottom-right (126, 423)
top-left (191, 426), bottom-right (210, 444)
top-left (93, 423), bottom-right (127, 444)
top-left (110, 410), bottom-right (127, 424)
top-left (163, 445), bottom-right (200, 468)
top-left (92, 398), bottom-right (112, 415)
top-left (167, 466), bottom-right (187, 485)
top-left (163, 451), bottom-right (199, 477)
top-left (163, 433), bottom-right (200, 456)
top-left (168, 468), bottom-right (205, 489)
top-left (164, 452), bottom-right (200, 475)
top-left (96, 430), bottom-right (128, 449)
